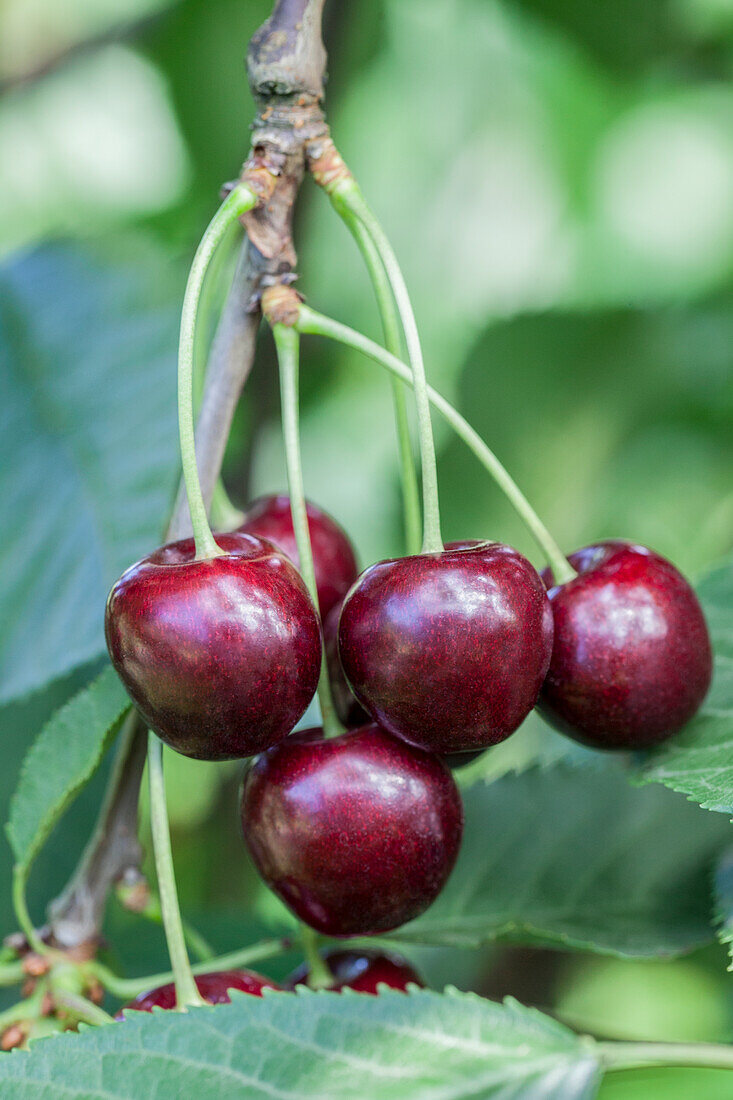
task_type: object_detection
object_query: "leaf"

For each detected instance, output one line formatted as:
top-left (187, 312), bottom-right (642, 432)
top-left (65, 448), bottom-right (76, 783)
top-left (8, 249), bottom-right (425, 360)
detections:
top-left (390, 762), bottom-right (730, 957)
top-left (0, 242), bottom-right (180, 705)
top-left (6, 667), bottom-right (130, 877)
top-left (0, 665), bottom-right (109, 972)
top-left (640, 559), bottom-right (733, 813)
top-left (0, 989), bottom-right (601, 1099)
top-left (455, 709), bottom-right (595, 788)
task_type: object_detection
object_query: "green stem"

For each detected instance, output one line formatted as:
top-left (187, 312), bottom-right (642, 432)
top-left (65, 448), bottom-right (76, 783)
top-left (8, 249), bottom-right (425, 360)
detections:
top-left (90, 937), bottom-right (289, 1000)
top-left (181, 921), bottom-right (216, 964)
top-left (125, 890), bottom-right (215, 963)
top-left (209, 479), bottom-right (245, 532)
top-left (11, 868), bottom-right (47, 956)
top-left (335, 201), bottom-right (421, 555)
top-left (332, 179), bottom-right (442, 554)
top-left (147, 733), bottom-right (203, 1009)
top-left (297, 305), bottom-right (575, 584)
top-left (272, 323), bottom-right (343, 739)
top-left (300, 925), bottom-right (334, 991)
top-left (0, 996), bottom-right (37, 1033)
top-left (0, 961), bottom-right (25, 987)
top-left (179, 184), bottom-right (256, 560)
top-left (598, 1040), bottom-right (733, 1073)
top-left (53, 991), bottom-right (114, 1027)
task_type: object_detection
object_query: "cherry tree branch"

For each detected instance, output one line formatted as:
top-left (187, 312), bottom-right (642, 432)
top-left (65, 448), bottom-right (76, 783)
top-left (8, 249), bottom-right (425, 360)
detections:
top-left (46, 0), bottom-right (329, 952)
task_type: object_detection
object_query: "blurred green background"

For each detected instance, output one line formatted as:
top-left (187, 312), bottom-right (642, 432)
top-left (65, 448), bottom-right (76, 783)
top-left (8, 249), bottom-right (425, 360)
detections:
top-left (1, 0), bottom-right (732, 1093)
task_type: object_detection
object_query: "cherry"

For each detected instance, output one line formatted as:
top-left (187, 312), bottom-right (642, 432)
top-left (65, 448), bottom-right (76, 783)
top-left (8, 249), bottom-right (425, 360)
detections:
top-left (442, 750), bottom-right (485, 770)
top-left (238, 494), bottom-right (358, 620)
top-left (323, 598), bottom-right (370, 727)
top-left (539, 541), bottom-right (712, 749)
top-left (105, 532), bottom-right (321, 760)
top-left (285, 949), bottom-right (423, 993)
top-left (118, 969), bottom-right (278, 1014)
top-left (338, 542), bottom-right (553, 754)
top-left (241, 725), bottom-right (463, 936)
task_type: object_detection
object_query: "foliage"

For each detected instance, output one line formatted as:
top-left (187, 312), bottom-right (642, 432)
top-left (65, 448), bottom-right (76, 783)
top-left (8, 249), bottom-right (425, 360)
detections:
top-left (0, 244), bottom-right (180, 705)
top-left (0, 989), bottom-right (602, 1098)
top-left (1, 0), bottom-right (732, 1095)
top-left (397, 760), bottom-right (730, 957)
top-left (641, 560), bottom-right (733, 812)
top-left (6, 668), bottom-right (130, 883)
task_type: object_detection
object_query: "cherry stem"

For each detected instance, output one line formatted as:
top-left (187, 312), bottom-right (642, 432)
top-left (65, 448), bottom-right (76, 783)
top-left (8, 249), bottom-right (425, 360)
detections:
top-left (334, 198), bottom-right (421, 555)
top-left (53, 990), bottom-right (114, 1027)
top-left (146, 733), bottom-right (204, 1009)
top-left (272, 322), bottom-right (344, 740)
top-left (331, 179), bottom-right (443, 555)
top-left (0, 992), bottom-right (42, 1033)
top-left (209, 479), bottom-right (245, 532)
top-left (178, 184), bottom-right (257, 561)
top-left (0, 961), bottom-right (25, 987)
top-left (297, 305), bottom-right (576, 584)
top-left (11, 869), bottom-right (47, 956)
top-left (300, 925), bottom-right (334, 991)
top-left (119, 887), bottom-right (216, 963)
top-left (598, 1040), bottom-right (733, 1073)
top-left (89, 937), bottom-right (289, 1001)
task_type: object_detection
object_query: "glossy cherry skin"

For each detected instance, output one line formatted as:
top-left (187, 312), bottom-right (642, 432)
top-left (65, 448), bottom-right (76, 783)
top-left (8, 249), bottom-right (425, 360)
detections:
top-left (323, 598), bottom-right (370, 727)
top-left (238, 495), bottom-right (358, 620)
top-left (241, 725), bottom-right (463, 936)
top-left (338, 542), bottom-right (553, 754)
top-left (105, 532), bottom-right (321, 760)
top-left (539, 541), bottom-right (712, 749)
top-left (118, 969), bottom-right (278, 1014)
top-left (285, 949), bottom-right (424, 994)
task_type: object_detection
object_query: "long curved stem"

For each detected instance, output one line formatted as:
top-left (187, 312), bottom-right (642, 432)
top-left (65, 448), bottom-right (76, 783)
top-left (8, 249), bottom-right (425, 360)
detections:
top-left (332, 180), bottom-right (442, 554)
top-left (91, 937), bottom-right (289, 1001)
top-left (11, 870), bottom-right (46, 956)
top-left (335, 204), bottom-right (421, 555)
top-left (179, 184), bottom-right (257, 560)
top-left (599, 1040), bottom-right (733, 1073)
top-left (147, 734), bottom-right (203, 1009)
top-left (297, 305), bottom-right (575, 583)
top-left (272, 323), bottom-right (343, 739)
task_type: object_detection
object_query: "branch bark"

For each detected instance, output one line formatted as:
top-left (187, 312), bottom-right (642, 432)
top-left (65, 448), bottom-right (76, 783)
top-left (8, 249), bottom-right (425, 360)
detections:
top-left (46, 0), bottom-right (329, 952)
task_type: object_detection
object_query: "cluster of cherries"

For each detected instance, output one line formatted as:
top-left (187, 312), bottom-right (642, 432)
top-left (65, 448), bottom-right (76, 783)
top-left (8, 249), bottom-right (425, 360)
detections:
top-left (105, 493), bottom-right (712, 1009)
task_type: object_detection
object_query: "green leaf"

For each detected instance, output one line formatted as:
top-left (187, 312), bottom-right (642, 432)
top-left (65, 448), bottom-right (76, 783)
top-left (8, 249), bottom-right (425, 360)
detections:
top-left (391, 762), bottom-right (729, 957)
top-left (455, 709), bottom-right (594, 788)
top-left (0, 989), bottom-right (601, 1099)
top-left (6, 667), bottom-right (130, 877)
top-left (0, 242), bottom-right (180, 706)
top-left (640, 559), bottom-right (733, 813)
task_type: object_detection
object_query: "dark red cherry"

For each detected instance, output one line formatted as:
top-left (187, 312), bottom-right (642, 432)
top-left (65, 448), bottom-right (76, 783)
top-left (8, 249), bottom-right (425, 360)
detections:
top-left (118, 969), bottom-right (278, 1014)
top-left (442, 749), bottom-right (486, 769)
top-left (238, 494), bottom-right (358, 620)
top-left (323, 598), bottom-right (370, 727)
top-left (241, 725), bottom-right (463, 936)
top-left (105, 532), bottom-right (321, 760)
top-left (539, 541), bottom-right (712, 749)
top-left (338, 542), bottom-right (553, 754)
top-left (285, 949), bottom-right (424, 993)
